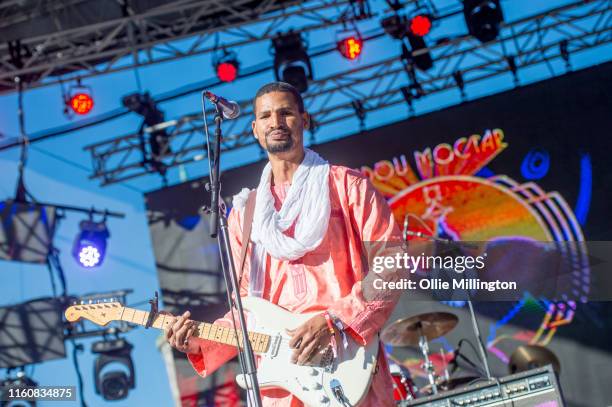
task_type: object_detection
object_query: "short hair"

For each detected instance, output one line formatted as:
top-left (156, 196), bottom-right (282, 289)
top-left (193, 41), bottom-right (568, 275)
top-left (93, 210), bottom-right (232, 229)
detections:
top-left (253, 81), bottom-right (305, 114)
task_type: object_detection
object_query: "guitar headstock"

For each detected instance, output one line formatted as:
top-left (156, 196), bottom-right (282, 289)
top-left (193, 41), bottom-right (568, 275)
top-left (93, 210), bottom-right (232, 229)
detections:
top-left (65, 300), bottom-right (124, 326)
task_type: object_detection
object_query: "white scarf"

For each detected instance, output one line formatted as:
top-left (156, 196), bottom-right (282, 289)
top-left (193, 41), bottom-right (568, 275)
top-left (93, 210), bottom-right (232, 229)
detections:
top-left (234, 148), bottom-right (331, 296)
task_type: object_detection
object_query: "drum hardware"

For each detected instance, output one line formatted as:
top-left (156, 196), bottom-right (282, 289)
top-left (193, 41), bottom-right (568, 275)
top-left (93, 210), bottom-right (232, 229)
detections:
top-left (509, 344), bottom-right (560, 375)
top-left (383, 312), bottom-right (459, 396)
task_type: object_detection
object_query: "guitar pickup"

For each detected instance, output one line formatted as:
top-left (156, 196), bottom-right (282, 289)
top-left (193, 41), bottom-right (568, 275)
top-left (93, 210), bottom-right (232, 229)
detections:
top-left (270, 334), bottom-right (282, 358)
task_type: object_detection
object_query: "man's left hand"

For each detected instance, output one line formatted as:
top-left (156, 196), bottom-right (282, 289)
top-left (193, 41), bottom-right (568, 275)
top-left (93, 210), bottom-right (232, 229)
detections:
top-left (287, 314), bottom-right (333, 365)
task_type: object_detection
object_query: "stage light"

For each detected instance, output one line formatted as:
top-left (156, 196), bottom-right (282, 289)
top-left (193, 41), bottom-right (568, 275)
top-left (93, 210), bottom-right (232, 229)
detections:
top-left (407, 33), bottom-right (434, 71)
top-left (122, 92), bottom-right (170, 160)
top-left (272, 31), bottom-right (313, 93)
top-left (409, 15), bottom-right (432, 37)
top-left (216, 61), bottom-right (238, 82)
top-left (463, 0), bottom-right (504, 43)
top-left (0, 372), bottom-right (37, 407)
top-left (381, 14), bottom-right (407, 40)
top-left (213, 49), bottom-right (239, 83)
top-left (72, 219), bottom-right (109, 268)
top-left (337, 36), bottom-right (363, 60)
top-left (92, 338), bottom-right (135, 401)
top-left (69, 93), bottom-right (94, 115)
top-left (64, 79), bottom-right (94, 117)
top-left (382, 14), bottom-right (434, 71)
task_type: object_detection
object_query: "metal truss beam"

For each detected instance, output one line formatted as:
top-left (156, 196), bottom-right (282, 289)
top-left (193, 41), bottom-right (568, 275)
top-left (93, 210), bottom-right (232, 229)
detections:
top-left (0, 0), bottom-right (363, 93)
top-left (84, 0), bottom-right (611, 186)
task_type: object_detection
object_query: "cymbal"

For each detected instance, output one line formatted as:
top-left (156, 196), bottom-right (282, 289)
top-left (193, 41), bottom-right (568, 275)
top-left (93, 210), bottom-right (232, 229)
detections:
top-left (421, 375), bottom-right (479, 394)
top-left (509, 345), bottom-right (560, 374)
top-left (382, 312), bottom-right (458, 346)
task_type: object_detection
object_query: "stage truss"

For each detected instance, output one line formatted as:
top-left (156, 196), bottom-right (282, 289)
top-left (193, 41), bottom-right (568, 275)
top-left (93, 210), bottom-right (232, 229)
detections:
top-left (82, 0), bottom-right (612, 186)
top-left (0, 0), bottom-right (366, 93)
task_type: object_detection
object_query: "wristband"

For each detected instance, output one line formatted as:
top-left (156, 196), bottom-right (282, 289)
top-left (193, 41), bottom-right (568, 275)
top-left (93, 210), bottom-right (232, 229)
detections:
top-left (323, 311), bottom-right (336, 335)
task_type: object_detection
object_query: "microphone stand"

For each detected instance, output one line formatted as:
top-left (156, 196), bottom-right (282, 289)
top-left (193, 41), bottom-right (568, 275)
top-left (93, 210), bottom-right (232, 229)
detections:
top-left (202, 93), bottom-right (263, 407)
top-left (404, 229), bottom-right (493, 381)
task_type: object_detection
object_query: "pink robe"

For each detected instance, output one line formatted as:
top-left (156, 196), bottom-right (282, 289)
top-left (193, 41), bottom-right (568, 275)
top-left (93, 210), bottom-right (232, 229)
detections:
top-left (188, 165), bottom-right (402, 406)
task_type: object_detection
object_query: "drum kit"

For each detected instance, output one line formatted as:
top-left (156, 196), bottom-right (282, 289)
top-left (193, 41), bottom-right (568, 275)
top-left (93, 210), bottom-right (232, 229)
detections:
top-left (382, 311), bottom-right (476, 403)
top-left (381, 311), bottom-right (561, 404)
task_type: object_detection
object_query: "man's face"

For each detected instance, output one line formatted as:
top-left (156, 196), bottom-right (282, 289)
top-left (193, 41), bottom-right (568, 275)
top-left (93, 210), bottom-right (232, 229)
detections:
top-left (252, 91), bottom-right (309, 155)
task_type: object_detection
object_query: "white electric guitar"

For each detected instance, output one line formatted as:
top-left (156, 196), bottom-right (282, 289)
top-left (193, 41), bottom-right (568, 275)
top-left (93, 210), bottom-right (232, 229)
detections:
top-left (65, 297), bottom-right (378, 406)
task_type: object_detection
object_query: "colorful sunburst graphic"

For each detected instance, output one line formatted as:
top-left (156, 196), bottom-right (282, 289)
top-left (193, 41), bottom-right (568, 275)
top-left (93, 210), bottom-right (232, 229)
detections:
top-left (361, 129), bottom-right (589, 367)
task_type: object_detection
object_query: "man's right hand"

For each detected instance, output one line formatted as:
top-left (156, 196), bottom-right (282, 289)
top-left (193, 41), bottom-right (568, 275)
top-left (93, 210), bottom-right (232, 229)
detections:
top-left (164, 310), bottom-right (200, 354)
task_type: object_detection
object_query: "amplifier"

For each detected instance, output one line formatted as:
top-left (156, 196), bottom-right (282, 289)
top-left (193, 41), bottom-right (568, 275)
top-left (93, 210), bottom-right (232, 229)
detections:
top-left (404, 365), bottom-right (564, 407)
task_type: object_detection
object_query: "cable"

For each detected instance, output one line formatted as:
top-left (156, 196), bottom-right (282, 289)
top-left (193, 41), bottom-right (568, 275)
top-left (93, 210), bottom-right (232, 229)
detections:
top-left (70, 339), bottom-right (88, 407)
top-left (45, 256), bottom-right (58, 298)
top-left (48, 248), bottom-right (68, 297)
top-left (14, 76), bottom-right (34, 202)
top-left (29, 145), bottom-right (144, 194)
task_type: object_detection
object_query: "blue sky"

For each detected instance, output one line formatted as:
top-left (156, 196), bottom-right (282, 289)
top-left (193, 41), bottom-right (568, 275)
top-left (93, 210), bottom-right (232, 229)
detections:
top-left (0, 1), bottom-right (610, 405)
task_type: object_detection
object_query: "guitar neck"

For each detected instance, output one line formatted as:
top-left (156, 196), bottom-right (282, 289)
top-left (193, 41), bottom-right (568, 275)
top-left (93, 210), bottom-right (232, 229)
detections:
top-left (119, 307), bottom-right (271, 353)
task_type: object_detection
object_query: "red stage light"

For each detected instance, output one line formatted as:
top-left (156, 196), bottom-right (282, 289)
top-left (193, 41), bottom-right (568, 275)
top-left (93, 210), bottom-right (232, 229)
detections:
top-left (337, 36), bottom-right (363, 60)
top-left (69, 93), bottom-right (94, 115)
top-left (216, 61), bottom-right (238, 82)
top-left (410, 15), bottom-right (432, 37)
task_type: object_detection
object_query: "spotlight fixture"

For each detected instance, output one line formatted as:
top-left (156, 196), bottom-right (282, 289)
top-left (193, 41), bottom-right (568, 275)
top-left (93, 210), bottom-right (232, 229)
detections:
top-left (463, 0), bottom-right (504, 43)
top-left (92, 338), bottom-right (135, 401)
top-left (407, 32), bottom-right (434, 71)
top-left (272, 31), bottom-right (313, 93)
top-left (72, 219), bottom-right (109, 268)
top-left (69, 93), bottom-right (94, 115)
top-left (64, 79), bottom-right (94, 116)
top-left (409, 15), bottom-right (432, 37)
top-left (382, 14), bottom-right (434, 71)
top-left (337, 35), bottom-right (364, 60)
top-left (381, 14), bottom-right (408, 40)
top-left (0, 372), bottom-right (38, 407)
top-left (401, 44), bottom-right (425, 98)
top-left (121, 92), bottom-right (171, 162)
top-left (213, 49), bottom-right (239, 83)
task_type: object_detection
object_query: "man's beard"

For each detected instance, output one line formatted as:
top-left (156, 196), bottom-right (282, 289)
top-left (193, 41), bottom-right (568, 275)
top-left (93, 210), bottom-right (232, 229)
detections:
top-left (265, 132), bottom-right (294, 153)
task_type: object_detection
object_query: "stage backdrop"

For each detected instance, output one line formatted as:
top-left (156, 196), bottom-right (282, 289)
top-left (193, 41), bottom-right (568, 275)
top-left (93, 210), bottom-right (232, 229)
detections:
top-left (145, 62), bottom-right (612, 406)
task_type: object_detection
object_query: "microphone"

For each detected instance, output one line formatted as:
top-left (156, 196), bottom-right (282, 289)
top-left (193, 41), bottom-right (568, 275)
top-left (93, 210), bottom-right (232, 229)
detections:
top-left (204, 90), bottom-right (240, 120)
top-left (449, 347), bottom-right (461, 374)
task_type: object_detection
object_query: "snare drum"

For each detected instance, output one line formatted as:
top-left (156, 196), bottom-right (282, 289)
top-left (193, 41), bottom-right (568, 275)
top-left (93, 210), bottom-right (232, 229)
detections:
top-left (389, 360), bottom-right (417, 401)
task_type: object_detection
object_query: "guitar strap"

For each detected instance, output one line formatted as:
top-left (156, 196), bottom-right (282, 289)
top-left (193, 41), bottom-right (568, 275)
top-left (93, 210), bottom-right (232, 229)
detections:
top-left (237, 190), bottom-right (256, 288)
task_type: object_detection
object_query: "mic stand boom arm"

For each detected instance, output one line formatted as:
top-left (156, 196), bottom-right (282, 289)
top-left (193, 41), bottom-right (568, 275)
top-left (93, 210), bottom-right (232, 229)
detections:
top-left (201, 92), bottom-right (263, 407)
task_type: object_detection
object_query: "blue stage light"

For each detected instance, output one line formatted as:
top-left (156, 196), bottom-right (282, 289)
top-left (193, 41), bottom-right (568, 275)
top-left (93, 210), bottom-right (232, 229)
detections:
top-left (72, 220), bottom-right (109, 268)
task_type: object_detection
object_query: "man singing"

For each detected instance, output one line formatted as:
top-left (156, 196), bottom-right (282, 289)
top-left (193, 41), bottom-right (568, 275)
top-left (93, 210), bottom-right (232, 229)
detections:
top-left (165, 82), bottom-right (402, 406)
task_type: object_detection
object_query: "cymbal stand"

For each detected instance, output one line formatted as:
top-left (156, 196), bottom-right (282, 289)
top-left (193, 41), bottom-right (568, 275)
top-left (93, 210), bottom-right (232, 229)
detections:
top-left (417, 322), bottom-right (438, 394)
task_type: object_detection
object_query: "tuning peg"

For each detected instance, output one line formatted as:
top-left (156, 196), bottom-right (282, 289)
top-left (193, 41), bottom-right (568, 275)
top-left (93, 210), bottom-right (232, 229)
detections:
top-left (80, 300), bottom-right (84, 305)
top-left (88, 299), bottom-right (93, 304)
top-left (72, 301), bottom-right (76, 305)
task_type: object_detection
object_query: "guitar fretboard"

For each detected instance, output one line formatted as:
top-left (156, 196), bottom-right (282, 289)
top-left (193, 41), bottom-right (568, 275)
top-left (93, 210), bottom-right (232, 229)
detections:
top-left (119, 307), bottom-right (270, 353)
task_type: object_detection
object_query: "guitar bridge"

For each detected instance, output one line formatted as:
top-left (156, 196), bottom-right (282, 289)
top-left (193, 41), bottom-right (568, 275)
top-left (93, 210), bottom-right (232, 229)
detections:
top-left (330, 379), bottom-right (352, 406)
